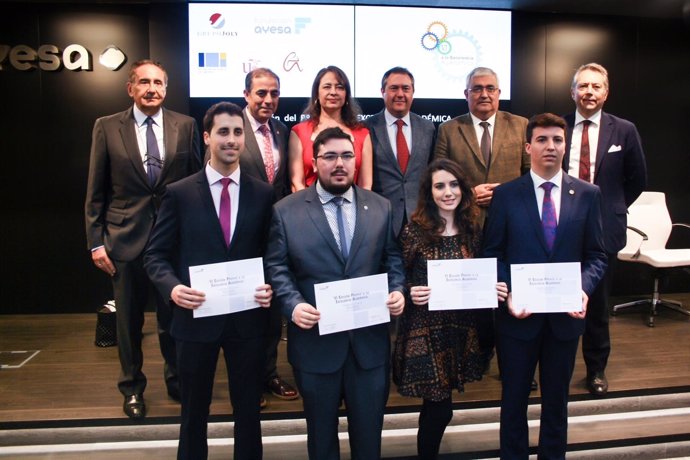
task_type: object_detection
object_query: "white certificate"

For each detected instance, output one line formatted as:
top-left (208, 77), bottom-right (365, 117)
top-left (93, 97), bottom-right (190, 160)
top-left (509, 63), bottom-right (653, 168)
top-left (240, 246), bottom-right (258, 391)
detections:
top-left (510, 262), bottom-right (582, 313)
top-left (188, 257), bottom-right (264, 318)
top-left (314, 273), bottom-right (390, 336)
top-left (427, 258), bottom-right (498, 310)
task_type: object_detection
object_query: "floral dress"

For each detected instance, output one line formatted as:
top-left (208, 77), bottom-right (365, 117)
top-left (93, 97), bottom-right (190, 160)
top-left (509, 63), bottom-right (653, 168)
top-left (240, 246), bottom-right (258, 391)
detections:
top-left (393, 222), bottom-right (487, 401)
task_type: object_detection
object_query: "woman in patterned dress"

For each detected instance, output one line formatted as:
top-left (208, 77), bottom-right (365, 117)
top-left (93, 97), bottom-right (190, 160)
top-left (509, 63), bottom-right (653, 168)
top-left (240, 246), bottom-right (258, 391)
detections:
top-left (393, 158), bottom-right (508, 459)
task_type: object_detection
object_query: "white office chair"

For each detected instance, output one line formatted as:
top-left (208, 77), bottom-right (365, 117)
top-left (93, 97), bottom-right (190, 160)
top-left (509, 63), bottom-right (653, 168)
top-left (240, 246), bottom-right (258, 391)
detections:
top-left (612, 191), bottom-right (690, 326)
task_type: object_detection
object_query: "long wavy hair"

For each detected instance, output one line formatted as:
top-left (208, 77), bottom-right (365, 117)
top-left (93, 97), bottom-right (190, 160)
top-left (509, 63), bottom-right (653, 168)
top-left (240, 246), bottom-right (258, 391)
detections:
top-left (410, 159), bottom-right (480, 249)
top-left (304, 65), bottom-right (362, 128)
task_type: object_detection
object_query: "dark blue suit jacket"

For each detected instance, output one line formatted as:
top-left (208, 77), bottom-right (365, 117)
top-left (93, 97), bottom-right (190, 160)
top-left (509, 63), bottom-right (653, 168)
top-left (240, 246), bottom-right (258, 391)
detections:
top-left (365, 111), bottom-right (436, 236)
top-left (564, 112), bottom-right (647, 254)
top-left (265, 185), bottom-right (406, 374)
top-left (482, 173), bottom-right (608, 341)
top-left (144, 169), bottom-right (274, 342)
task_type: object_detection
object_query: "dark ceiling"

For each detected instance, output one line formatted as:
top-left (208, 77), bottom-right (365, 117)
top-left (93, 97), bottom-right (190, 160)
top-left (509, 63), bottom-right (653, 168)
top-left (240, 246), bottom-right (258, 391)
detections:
top-left (10, 0), bottom-right (690, 20)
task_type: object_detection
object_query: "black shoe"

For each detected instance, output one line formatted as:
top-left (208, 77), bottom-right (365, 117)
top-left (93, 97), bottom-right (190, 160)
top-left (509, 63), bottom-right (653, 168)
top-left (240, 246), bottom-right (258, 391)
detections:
top-left (123, 394), bottom-right (146, 419)
top-left (530, 378), bottom-right (538, 392)
top-left (167, 385), bottom-right (181, 402)
top-left (587, 371), bottom-right (608, 397)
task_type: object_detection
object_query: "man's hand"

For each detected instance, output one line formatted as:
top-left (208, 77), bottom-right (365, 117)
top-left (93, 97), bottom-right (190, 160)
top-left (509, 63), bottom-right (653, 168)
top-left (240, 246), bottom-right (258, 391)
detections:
top-left (387, 291), bottom-right (405, 316)
top-left (292, 302), bottom-right (320, 330)
top-left (91, 247), bottom-right (116, 276)
top-left (568, 291), bottom-right (589, 319)
top-left (254, 284), bottom-right (273, 308)
top-left (496, 282), bottom-right (508, 302)
top-left (171, 285), bottom-right (205, 309)
top-left (410, 286), bottom-right (430, 306)
top-left (474, 183), bottom-right (500, 207)
top-left (506, 292), bottom-right (531, 319)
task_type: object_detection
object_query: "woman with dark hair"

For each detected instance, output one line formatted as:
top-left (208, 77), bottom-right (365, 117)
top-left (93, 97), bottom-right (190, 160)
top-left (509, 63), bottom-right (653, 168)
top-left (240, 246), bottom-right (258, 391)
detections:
top-left (393, 158), bottom-right (507, 459)
top-left (288, 65), bottom-right (373, 191)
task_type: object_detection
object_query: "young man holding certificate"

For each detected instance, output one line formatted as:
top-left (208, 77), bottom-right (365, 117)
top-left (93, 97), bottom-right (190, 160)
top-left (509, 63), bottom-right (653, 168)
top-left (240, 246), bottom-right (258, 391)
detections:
top-left (265, 127), bottom-right (406, 460)
top-left (482, 113), bottom-right (607, 459)
top-left (144, 102), bottom-right (274, 460)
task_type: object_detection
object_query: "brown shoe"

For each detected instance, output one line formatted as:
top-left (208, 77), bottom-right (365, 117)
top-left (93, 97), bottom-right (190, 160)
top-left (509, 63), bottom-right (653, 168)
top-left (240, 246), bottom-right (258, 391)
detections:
top-left (267, 377), bottom-right (299, 400)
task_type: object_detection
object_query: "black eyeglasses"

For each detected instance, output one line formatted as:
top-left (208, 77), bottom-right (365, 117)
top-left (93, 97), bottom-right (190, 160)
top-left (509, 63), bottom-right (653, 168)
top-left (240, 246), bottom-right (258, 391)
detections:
top-left (316, 152), bottom-right (356, 162)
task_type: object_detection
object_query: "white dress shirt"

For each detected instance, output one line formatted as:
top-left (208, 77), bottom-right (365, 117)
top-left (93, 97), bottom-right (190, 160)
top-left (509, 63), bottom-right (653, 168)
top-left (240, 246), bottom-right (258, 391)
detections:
top-left (531, 169), bottom-right (564, 223)
top-left (384, 110), bottom-right (412, 160)
top-left (469, 112), bottom-right (497, 150)
top-left (568, 110), bottom-right (602, 180)
top-left (132, 105), bottom-right (165, 163)
top-left (244, 107), bottom-right (280, 176)
top-left (316, 182), bottom-right (356, 253)
top-left (206, 163), bottom-right (240, 243)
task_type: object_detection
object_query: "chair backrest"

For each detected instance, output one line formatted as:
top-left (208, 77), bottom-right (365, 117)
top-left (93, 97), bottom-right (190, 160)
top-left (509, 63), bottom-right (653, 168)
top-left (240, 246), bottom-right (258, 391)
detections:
top-left (618, 192), bottom-right (672, 259)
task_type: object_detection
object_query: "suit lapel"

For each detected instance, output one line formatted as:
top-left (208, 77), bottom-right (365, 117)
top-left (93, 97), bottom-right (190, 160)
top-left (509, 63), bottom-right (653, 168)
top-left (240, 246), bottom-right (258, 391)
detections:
top-left (230, 174), bottom-right (251, 249)
top-left (373, 113), bottom-right (402, 177)
top-left (458, 115), bottom-right (484, 167)
top-left (519, 175), bottom-right (550, 255)
top-left (242, 114), bottom-right (269, 182)
top-left (563, 114), bottom-right (575, 173)
top-left (304, 186), bottom-right (345, 263)
top-left (408, 115), bottom-right (428, 174)
top-left (346, 187), bottom-right (370, 267)
top-left (119, 109), bottom-right (149, 185)
top-left (195, 171), bottom-right (229, 251)
top-left (594, 112), bottom-right (613, 183)
top-left (159, 109), bottom-right (180, 185)
top-left (553, 174), bottom-right (577, 254)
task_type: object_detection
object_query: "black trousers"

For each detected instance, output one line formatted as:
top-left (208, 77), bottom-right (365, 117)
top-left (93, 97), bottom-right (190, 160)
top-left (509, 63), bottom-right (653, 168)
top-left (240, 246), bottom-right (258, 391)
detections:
top-left (112, 256), bottom-right (177, 397)
top-left (582, 255), bottom-right (616, 374)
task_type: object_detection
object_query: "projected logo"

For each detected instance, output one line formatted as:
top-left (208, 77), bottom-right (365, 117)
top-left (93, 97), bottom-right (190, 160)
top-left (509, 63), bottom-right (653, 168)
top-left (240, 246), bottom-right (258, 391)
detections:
top-left (420, 21), bottom-right (482, 84)
top-left (254, 17), bottom-right (311, 34)
top-left (198, 52), bottom-right (227, 69)
top-left (209, 13), bottom-right (226, 29)
top-left (0, 43), bottom-right (126, 71)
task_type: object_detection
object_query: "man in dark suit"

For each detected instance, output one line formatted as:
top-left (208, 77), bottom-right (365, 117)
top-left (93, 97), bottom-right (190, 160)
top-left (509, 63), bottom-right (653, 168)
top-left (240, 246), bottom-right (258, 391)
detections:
top-left (240, 67), bottom-right (298, 403)
top-left (84, 59), bottom-right (201, 418)
top-left (434, 66), bottom-right (530, 372)
top-left (564, 62), bottom-right (647, 396)
top-left (265, 127), bottom-right (406, 459)
top-left (483, 113), bottom-right (607, 459)
top-left (144, 102), bottom-right (274, 460)
top-left (365, 66), bottom-right (435, 237)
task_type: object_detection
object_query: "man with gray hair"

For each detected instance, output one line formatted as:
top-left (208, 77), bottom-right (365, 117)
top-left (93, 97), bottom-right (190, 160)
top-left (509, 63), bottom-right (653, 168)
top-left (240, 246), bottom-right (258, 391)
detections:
top-left (434, 66), bottom-right (530, 378)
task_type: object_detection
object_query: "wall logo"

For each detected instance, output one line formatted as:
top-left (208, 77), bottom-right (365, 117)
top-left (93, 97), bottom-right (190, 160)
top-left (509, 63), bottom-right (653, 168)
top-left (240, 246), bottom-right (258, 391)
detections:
top-left (254, 17), bottom-right (311, 34)
top-left (198, 52), bottom-right (227, 69)
top-left (0, 43), bottom-right (127, 71)
top-left (283, 52), bottom-right (303, 72)
top-left (209, 13), bottom-right (225, 29)
top-left (419, 21), bottom-right (482, 84)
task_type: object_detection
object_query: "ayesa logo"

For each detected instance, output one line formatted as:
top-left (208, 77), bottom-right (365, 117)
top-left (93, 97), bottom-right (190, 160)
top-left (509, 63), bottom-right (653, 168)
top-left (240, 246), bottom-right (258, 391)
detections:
top-left (0, 43), bottom-right (127, 71)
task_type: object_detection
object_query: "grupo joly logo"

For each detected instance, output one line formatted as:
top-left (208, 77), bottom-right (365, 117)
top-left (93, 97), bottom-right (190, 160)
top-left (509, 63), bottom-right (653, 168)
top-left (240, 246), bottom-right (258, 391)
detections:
top-left (197, 13), bottom-right (237, 37)
top-left (0, 43), bottom-right (127, 71)
top-left (209, 13), bottom-right (225, 29)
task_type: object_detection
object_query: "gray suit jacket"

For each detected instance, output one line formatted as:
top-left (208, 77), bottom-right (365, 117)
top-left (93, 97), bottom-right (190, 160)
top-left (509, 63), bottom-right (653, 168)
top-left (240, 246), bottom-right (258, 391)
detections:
top-left (84, 106), bottom-right (201, 261)
top-left (365, 111), bottom-right (436, 236)
top-left (265, 185), bottom-right (406, 373)
top-left (240, 114), bottom-right (290, 200)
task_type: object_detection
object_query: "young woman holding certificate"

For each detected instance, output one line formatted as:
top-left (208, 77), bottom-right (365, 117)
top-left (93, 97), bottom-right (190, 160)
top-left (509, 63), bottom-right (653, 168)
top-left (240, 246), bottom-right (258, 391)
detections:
top-left (393, 159), bottom-right (507, 460)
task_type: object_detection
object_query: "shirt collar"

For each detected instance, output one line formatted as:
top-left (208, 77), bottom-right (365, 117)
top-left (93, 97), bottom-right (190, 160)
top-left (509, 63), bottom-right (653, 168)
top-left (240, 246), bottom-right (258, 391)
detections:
top-left (530, 168), bottom-right (563, 188)
top-left (469, 112), bottom-right (497, 127)
top-left (244, 106), bottom-right (267, 133)
top-left (574, 109), bottom-right (602, 126)
top-left (384, 110), bottom-right (411, 127)
top-left (133, 104), bottom-right (163, 127)
top-left (316, 181), bottom-right (355, 205)
top-left (206, 162), bottom-right (241, 186)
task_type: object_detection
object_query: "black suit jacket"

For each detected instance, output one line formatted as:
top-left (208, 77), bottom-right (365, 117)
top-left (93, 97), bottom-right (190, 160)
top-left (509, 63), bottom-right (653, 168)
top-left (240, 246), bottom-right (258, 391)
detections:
top-left (482, 173), bottom-right (608, 341)
top-left (143, 169), bottom-right (274, 342)
top-left (265, 185), bottom-right (406, 373)
top-left (84, 107), bottom-right (201, 261)
top-left (365, 111), bottom-right (436, 236)
top-left (240, 113), bottom-right (290, 201)
top-left (564, 111), bottom-right (647, 253)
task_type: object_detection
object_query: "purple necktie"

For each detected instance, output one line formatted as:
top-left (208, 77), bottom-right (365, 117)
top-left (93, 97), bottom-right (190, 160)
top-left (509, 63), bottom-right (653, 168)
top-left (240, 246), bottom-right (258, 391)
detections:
top-left (219, 178), bottom-right (232, 247)
top-left (541, 182), bottom-right (557, 251)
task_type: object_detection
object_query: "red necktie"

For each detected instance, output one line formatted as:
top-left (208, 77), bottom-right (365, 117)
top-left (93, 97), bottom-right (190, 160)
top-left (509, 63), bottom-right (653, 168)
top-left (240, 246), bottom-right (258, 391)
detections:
top-left (258, 124), bottom-right (275, 183)
top-left (395, 119), bottom-right (410, 174)
top-left (219, 178), bottom-right (232, 247)
top-left (578, 120), bottom-right (592, 182)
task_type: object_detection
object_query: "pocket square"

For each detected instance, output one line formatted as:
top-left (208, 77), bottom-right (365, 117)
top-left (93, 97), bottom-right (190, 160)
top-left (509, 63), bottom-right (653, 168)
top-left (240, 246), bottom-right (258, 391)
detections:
top-left (608, 145), bottom-right (622, 153)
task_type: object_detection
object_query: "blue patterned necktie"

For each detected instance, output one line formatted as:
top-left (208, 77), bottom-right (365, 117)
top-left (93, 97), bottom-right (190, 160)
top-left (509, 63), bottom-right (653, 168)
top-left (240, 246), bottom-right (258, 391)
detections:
top-left (332, 196), bottom-right (349, 259)
top-left (541, 182), bottom-right (557, 251)
top-left (145, 117), bottom-right (162, 186)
